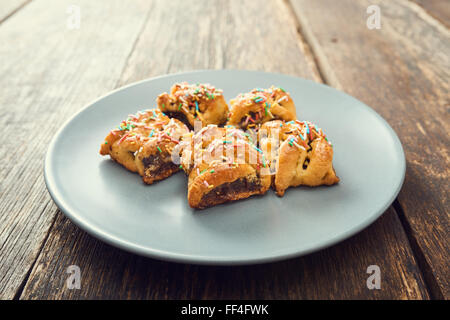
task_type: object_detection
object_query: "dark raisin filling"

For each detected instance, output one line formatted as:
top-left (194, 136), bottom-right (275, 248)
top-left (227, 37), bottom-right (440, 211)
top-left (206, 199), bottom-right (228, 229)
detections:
top-left (301, 138), bottom-right (314, 169)
top-left (200, 177), bottom-right (261, 203)
top-left (302, 157), bottom-right (310, 169)
top-left (142, 154), bottom-right (177, 176)
top-left (165, 111), bottom-right (193, 129)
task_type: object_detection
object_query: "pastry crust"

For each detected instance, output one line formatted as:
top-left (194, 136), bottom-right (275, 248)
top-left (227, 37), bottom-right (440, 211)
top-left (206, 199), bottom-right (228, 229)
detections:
top-left (156, 82), bottom-right (229, 128)
top-left (99, 83), bottom-right (339, 209)
top-left (227, 86), bottom-right (297, 130)
top-left (99, 108), bottom-right (189, 184)
top-left (179, 125), bottom-right (271, 209)
top-left (260, 120), bottom-right (339, 196)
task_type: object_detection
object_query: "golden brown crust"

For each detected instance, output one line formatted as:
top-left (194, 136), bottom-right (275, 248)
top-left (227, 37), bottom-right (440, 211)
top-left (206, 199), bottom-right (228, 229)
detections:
top-left (180, 125), bottom-right (271, 209)
top-left (156, 83), bottom-right (229, 128)
top-left (99, 84), bottom-right (339, 209)
top-left (226, 87), bottom-right (297, 130)
top-left (99, 108), bottom-right (189, 184)
top-left (187, 163), bottom-right (270, 209)
top-left (260, 120), bottom-right (339, 196)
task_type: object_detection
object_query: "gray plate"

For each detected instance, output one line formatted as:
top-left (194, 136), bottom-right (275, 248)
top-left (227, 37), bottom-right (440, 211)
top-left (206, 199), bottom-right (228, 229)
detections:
top-left (44, 70), bottom-right (405, 265)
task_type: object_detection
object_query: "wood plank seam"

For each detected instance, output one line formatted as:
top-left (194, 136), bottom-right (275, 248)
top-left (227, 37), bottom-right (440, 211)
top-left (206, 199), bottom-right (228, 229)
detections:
top-left (8, 5), bottom-right (168, 298)
top-left (283, 0), bottom-right (341, 89)
top-left (114, 2), bottom-right (154, 89)
top-left (393, 199), bottom-right (445, 299)
top-left (0, 0), bottom-right (158, 299)
top-left (281, 0), bottom-right (323, 83)
top-left (0, 0), bottom-right (32, 25)
top-left (284, 0), bottom-right (437, 299)
top-left (406, 0), bottom-right (450, 31)
top-left (11, 18), bottom-right (157, 302)
top-left (12, 207), bottom-right (59, 300)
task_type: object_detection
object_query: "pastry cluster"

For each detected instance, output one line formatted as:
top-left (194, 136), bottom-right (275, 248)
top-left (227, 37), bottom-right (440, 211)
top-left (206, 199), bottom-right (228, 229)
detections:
top-left (100, 83), bottom-right (339, 209)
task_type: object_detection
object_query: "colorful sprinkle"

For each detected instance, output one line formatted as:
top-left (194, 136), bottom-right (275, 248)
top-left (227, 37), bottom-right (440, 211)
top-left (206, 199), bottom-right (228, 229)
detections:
top-left (277, 96), bottom-right (288, 103)
top-left (299, 132), bottom-right (305, 140)
top-left (253, 145), bottom-right (263, 154)
top-left (305, 122), bottom-right (310, 135)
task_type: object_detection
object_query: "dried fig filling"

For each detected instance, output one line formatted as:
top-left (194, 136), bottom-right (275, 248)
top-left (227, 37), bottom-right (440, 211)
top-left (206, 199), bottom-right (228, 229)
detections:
top-left (301, 141), bottom-right (313, 169)
top-left (302, 157), bottom-right (310, 169)
top-left (200, 177), bottom-right (261, 203)
top-left (143, 154), bottom-right (177, 176)
top-left (165, 111), bottom-right (193, 129)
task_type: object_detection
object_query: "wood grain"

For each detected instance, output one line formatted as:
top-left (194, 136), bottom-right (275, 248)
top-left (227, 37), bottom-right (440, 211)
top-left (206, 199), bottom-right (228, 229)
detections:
top-left (21, 209), bottom-right (428, 299)
top-left (411, 0), bottom-right (450, 28)
top-left (16, 0), bottom-right (429, 299)
top-left (289, 0), bottom-right (449, 299)
top-left (0, 0), bottom-right (154, 299)
top-left (117, 0), bottom-right (322, 86)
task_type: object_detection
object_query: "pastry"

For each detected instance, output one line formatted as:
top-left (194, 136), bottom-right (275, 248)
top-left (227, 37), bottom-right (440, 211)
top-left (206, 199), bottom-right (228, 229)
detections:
top-left (100, 108), bottom-right (189, 184)
top-left (178, 125), bottom-right (271, 209)
top-left (156, 82), bottom-right (229, 129)
top-left (226, 86), bottom-right (297, 130)
top-left (260, 120), bottom-right (339, 196)
top-left (99, 83), bottom-right (339, 209)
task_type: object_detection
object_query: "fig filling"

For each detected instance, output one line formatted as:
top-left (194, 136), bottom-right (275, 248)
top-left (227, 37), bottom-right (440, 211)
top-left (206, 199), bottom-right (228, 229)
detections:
top-left (142, 154), bottom-right (177, 176)
top-left (201, 177), bottom-right (261, 203)
top-left (165, 111), bottom-right (193, 129)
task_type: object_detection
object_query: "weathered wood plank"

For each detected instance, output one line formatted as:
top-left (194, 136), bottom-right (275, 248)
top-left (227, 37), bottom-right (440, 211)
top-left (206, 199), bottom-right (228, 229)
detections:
top-left (21, 209), bottom-right (428, 299)
top-left (0, 0), bottom-right (154, 299)
top-left (289, 0), bottom-right (449, 299)
top-left (411, 0), bottom-right (450, 28)
top-left (117, 0), bottom-right (322, 86)
top-left (18, 0), bottom-right (429, 300)
top-left (0, 0), bottom-right (30, 24)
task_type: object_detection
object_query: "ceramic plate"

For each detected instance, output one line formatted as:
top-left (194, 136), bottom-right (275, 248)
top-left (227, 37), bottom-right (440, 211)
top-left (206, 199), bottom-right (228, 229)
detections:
top-left (44, 70), bottom-right (405, 265)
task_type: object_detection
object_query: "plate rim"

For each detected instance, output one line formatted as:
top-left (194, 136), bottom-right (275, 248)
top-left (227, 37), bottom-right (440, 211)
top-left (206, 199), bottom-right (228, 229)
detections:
top-left (44, 69), bottom-right (406, 265)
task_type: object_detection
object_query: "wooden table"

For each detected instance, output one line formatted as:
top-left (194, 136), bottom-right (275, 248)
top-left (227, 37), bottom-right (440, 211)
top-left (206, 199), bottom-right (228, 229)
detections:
top-left (0, 0), bottom-right (448, 300)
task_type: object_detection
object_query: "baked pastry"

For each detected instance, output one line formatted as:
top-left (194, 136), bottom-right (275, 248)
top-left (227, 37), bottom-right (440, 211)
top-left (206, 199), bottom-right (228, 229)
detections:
top-left (178, 125), bottom-right (271, 209)
top-left (156, 82), bottom-right (229, 129)
top-left (100, 108), bottom-right (189, 184)
top-left (99, 83), bottom-right (339, 209)
top-left (260, 120), bottom-right (339, 196)
top-left (227, 87), bottom-right (297, 130)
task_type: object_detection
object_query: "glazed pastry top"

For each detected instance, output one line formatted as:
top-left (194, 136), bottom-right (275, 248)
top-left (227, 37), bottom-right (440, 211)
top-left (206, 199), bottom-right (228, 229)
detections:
top-left (157, 82), bottom-right (229, 127)
top-left (178, 124), bottom-right (266, 174)
top-left (99, 108), bottom-right (189, 179)
top-left (227, 86), bottom-right (297, 129)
